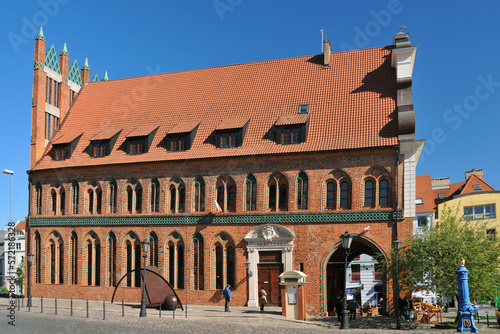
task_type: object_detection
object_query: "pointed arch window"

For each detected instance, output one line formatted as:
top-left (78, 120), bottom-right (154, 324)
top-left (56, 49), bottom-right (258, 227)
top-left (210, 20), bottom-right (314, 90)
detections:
top-left (135, 186), bottom-right (142, 213)
top-left (96, 188), bottom-right (102, 214)
top-left (364, 180), bottom-right (374, 207)
top-left (149, 233), bottom-right (159, 268)
top-left (72, 182), bottom-right (79, 214)
top-left (88, 189), bottom-right (94, 213)
top-left (150, 179), bottom-right (160, 213)
top-left (71, 232), bottom-right (78, 284)
top-left (126, 242), bottom-right (132, 287)
top-left (193, 233), bottom-right (204, 290)
top-left (87, 241), bottom-right (92, 286)
top-left (60, 188), bottom-right (66, 215)
top-left (340, 181), bottom-right (350, 209)
top-left (326, 181), bottom-right (336, 209)
top-left (268, 173), bottom-right (288, 211)
top-left (246, 174), bottom-right (257, 211)
top-left (166, 233), bottom-right (185, 289)
top-left (109, 180), bottom-right (118, 214)
top-left (215, 245), bottom-right (223, 289)
top-left (108, 233), bottom-right (117, 287)
top-left (179, 185), bottom-right (186, 213)
top-left (50, 241), bottom-right (56, 284)
top-left (170, 185), bottom-right (176, 212)
top-left (134, 243), bottom-right (141, 287)
top-left (379, 179), bottom-right (389, 206)
top-left (51, 190), bottom-right (57, 214)
top-left (297, 172), bottom-right (308, 210)
top-left (35, 232), bottom-right (41, 283)
top-left (194, 178), bottom-right (205, 212)
top-left (36, 183), bottom-right (43, 215)
top-left (213, 234), bottom-right (235, 290)
top-left (127, 186), bottom-right (133, 213)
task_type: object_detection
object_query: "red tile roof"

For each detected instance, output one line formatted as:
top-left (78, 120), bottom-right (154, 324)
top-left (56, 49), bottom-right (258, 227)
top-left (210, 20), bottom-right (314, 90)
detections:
top-left (15, 221), bottom-right (26, 231)
top-left (166, 122), bottom-right (200, 134)
top-left (90, 128), bottom-right (122, 141)
top-left (275, 114), bottom-right (309, 126)
top-left (415, 174), bottom-right (435, 213)
top-left (215, 118), bottom-right (249, 130)
top-left (459, 174), bottom-right (495, 194)
top-left (126, 125), bottom-right (159, 138)
top-left (34, 46), bottom-right (398, 170)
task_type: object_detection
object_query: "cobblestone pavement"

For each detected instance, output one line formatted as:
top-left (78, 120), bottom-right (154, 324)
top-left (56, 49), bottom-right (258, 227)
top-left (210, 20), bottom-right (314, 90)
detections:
top-left (1, 297), bottom-right (498, 333)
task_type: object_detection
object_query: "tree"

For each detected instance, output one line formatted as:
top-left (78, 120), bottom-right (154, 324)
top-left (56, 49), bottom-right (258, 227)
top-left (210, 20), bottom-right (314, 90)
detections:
top-left (16, 260), bottom-right (25, 294)
top-left (388, 205), bottom-right (500, 303)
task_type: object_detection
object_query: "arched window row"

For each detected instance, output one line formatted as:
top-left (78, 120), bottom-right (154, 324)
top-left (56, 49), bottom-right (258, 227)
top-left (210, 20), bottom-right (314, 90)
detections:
top-left (32, 230), bottom-right (239, 292)
top-left (32, 169), bottom-right (393, 216)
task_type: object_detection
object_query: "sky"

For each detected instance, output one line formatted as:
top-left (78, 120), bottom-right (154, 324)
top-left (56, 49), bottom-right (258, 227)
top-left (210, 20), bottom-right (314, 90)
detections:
top-left (1, 0), bottom-right (500, 224)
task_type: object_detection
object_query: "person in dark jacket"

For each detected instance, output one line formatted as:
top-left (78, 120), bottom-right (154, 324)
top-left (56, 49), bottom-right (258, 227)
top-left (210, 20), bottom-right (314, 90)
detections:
top-left (335, 296), bottom-right (343, 321)
top-left (348, 298), bottom-right (359, 320)
top-left (223, 284), bottom-right (231, 312)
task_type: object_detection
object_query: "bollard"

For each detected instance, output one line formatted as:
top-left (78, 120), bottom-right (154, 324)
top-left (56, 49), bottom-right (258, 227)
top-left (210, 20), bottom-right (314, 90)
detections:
top-left (185, 304), bottom-right (187, 318)
top-left (55, 298), bottom-right (58, 315)
top-left (22, 297), bottom-right (24, 308)
top-left (86, 300), bottom-right (89, 318)
top-left (28, 299), bottom-right (31, 312)
top-left (41, 297), bottom-right (43, 313)
top-left (103, 300), bottom-right (105, 320)
top-left (173, 305), bottom-right (175, 319)
top-left (159, 302), bottom-right (161, 318)
top-left (122, 299), bottom-right (124, 317)
top-left (17, 296), bottom-right (20, 311)
top-left (70, 299), bottom-right (73, 316)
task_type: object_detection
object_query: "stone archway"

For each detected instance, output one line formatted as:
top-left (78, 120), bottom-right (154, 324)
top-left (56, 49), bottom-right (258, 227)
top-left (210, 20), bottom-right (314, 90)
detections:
top-left (244, 224), bottom-right (295, 307)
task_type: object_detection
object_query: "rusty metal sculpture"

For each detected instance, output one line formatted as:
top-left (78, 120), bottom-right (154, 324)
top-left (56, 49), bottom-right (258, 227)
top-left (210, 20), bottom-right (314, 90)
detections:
top-left (111, 266), bottom-right (183, 310)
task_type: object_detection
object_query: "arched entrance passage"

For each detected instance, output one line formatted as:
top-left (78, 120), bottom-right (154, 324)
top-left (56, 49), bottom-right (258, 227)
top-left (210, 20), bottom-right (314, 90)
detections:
top-left (244, 224), bottom-right (295, 307)
top-left (320, 235), bottom-right (387, 315)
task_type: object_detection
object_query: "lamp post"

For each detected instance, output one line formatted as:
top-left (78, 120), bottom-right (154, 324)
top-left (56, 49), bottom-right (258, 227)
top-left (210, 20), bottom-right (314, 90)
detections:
top-left (27, 253), bottom-right (34, 307)
top-left (393, 239), bottom-right (402, 330)
top-left (340, 231), bottom-right (354, 330)
top-left (139, 238), bottom-right (150, 317)
top-left (2, 169), bottom-right (14, 225)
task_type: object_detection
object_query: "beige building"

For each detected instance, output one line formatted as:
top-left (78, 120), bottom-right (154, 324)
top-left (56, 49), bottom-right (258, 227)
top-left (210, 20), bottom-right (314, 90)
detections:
top-left (416, 169), bottom-right (498, 238)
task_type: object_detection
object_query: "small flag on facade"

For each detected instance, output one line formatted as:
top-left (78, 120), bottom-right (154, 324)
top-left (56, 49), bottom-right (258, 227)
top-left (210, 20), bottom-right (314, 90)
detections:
top-left (214, 199), bottom-right (223, 212)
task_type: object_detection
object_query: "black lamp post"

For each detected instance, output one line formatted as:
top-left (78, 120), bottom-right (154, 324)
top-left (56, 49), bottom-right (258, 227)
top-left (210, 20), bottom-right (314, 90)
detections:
top-left (340, 231), bottom-right (354, 330)
top-left (27, 252), bottom-right (34, 307)
top-left (393, 239), bottom-right (402, 330)
top-left (139, 238), bottom-right (150, 317)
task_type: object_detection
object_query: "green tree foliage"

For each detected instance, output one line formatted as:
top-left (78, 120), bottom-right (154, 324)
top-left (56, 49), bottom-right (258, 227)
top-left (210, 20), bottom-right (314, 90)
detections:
top-left (16, 259), bottom-right (25, 291)
top-left (389, 206), bottom-right (500, 302)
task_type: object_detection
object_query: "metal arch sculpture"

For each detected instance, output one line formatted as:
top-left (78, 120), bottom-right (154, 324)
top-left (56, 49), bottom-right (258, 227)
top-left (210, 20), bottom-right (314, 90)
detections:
top-left (111, 267), bottom-right (183, 311)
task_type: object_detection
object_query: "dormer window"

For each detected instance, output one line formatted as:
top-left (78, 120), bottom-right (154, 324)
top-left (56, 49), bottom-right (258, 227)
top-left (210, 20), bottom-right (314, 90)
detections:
top-left (473, 184), bottom-right (481, 191)
top-left (52, 133), bottom-right (81, 161)
top-left (54, 144), bottom-right (70, 160)
top-left (89, 129), bottom-right (120, 158)
top-left (91, 140), bottom-right (109, 157)
top-left (298, 104), bottom-right (309, 114)
top-left (129, 137), bottom-right (146, 155)
top-left (274, 114), bottom-right (309, 145)
top-left (214, 119), bottom-right (249, 149)
top-left (125, 126), bottom-right (158, 155)
top-left (438, 193), bottom-right (445, 200)
top-left (165, 122), bottom-right (199, 152)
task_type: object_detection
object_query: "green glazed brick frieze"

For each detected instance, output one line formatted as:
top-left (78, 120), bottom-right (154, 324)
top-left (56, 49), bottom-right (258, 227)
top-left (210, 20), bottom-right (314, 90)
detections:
top-left (68, 59), bottom-right (82, 85)
top-left (30, 210), bottom-right (402, 227)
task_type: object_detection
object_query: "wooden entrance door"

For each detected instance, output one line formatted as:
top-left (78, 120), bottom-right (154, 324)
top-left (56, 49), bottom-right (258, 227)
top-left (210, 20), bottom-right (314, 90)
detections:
top-left (258, 263), bottom-right (283, 306)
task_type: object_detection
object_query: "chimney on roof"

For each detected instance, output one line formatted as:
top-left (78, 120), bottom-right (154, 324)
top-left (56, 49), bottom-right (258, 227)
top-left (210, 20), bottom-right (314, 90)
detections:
top-left (431, 177), bottom-right (450, 189)
top-left (465, 168), bottom-right (483, 181)
top-left (323, 39), bottom-right (331, 69)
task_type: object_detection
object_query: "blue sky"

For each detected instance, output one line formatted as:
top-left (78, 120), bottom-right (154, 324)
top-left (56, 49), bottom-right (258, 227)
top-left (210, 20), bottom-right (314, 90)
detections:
top-left (1, 0), bottom-right (500, 223)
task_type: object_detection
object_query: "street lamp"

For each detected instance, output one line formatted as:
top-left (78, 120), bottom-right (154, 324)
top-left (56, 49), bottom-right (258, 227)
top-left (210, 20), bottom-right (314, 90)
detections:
top-left (2, 169), bottom-right (14, 225)
top-left (140, 238), bottom-right (150, 317)
top-left (340, 231), bottom-right (354, 330)
top-left (245, 261), bottom-right (253, 277)
top-left (393, 239), bottom-right (402, 330)
top-left (27, 253), bottom-right (34, 307)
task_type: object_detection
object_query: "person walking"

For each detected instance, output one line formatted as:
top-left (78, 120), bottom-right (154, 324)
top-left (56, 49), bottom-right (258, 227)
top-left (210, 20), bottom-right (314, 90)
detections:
top-left (259, 288), bottom-right (267, 312)
top-left (335, 296), bottom-right (343, 321)
top-left (348, 298), bottom-right (359, 320)
top-left (223, 284), bottom-right (231, 312)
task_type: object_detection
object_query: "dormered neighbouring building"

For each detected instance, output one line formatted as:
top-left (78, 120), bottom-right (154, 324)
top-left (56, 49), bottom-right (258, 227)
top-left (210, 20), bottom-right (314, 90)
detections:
top-left (0, 221), bottom-right (26, 294)
top-left (415, 169), bottom-right (498, 237)
top-left (26, 27), bottom-right (424, 315)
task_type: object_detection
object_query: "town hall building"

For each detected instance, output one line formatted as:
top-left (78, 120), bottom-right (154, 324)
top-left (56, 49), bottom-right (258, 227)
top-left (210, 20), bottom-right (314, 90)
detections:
top-left (26, 27), bottom-right (423, 315)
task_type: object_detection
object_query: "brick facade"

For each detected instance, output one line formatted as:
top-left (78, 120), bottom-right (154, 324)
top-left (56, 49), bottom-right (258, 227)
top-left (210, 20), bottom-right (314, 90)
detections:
top-left (27, 30), bottom-right (421, 315)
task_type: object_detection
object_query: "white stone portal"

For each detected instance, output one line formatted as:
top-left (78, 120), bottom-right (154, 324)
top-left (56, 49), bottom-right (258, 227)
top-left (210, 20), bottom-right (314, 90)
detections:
top-left (244, 224), bottom-right (295, 307)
